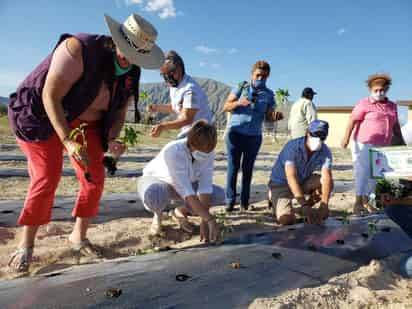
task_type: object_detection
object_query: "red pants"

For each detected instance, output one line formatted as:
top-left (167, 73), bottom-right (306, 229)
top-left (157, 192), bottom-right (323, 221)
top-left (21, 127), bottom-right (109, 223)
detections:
top-left (17, 120), bottom-right (105, 226)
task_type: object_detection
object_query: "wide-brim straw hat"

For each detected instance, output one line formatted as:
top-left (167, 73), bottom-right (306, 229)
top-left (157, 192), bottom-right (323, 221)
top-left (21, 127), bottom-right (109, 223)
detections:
top-left (104, 13), bottom-right (164, 69)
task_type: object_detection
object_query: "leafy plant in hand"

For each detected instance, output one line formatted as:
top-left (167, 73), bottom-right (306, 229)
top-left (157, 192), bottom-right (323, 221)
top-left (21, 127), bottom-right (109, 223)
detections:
top-left (103, 126), bottom-right (141, 175)
top-left (69, 123), bottom-right (91, 182)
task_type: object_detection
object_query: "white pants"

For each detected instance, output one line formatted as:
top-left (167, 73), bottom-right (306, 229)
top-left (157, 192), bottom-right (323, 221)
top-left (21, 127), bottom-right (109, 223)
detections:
top-left (351, 140), bottom-right (376, 196)
top-left (137, 176), bottom-right (225, 214)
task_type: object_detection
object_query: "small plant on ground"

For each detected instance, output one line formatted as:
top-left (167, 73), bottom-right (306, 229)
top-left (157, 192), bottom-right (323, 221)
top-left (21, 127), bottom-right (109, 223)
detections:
top-left (216, 212), bottom-right (234, 238)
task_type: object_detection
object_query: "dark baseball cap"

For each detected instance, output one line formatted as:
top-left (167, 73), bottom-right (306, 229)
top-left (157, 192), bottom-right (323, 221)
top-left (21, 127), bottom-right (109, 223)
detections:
top-left (302, 87), bottom-right (317, 97)
top-left (308, 120), bottom-right (329, 140)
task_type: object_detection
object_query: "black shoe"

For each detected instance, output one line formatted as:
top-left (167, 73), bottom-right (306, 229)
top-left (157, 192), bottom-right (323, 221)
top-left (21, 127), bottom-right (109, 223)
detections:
top-left (240, 203), bottom-right (249, 211)
top-left (225, 203), bottom-right (235, 212)
top-left (268, 199), bottom-right (273, 209)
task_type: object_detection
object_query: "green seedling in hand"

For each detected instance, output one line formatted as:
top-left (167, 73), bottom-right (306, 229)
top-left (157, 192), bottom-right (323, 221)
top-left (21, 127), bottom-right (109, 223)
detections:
top-left (103, 126), bottom-right (141, 175)
top-left (69, 123), bottom-right (91, 182)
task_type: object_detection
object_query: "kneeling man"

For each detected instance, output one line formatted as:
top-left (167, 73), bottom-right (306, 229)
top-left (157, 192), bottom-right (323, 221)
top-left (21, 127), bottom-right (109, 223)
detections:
top-left (268, 120), bottom-right (333, 225)
top-left (138, 120), bottom-right (224, 243)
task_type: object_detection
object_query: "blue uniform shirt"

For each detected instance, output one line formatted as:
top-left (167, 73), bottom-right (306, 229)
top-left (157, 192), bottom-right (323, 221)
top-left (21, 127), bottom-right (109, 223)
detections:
top-left (228, 83), bottom-right (275, 136)
top-left (270, 137), bottom-right (333, 186)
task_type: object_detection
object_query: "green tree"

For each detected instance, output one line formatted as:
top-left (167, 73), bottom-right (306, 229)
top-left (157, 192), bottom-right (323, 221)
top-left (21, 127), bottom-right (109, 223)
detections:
top-left (275, 88), bottom-right (290, 106)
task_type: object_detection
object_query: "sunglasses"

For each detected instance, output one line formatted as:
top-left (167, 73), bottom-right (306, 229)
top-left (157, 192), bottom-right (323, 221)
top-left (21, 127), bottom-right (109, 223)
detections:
top-left (309, 131), bottom-right (327, 141)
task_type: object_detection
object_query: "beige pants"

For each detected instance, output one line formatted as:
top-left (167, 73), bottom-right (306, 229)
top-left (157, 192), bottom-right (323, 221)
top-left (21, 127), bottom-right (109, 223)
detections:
top-left (268, 174), bottom-right (321, 221)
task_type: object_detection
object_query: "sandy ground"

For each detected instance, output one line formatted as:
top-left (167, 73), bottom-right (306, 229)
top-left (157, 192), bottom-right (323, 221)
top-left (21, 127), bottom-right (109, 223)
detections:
top-left (0, 136), bottom-right (410, 308)
top-left (250, 256), bottom-right (412, 309)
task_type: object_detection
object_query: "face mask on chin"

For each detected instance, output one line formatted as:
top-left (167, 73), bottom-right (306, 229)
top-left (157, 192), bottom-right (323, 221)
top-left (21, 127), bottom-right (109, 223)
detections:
top-left (113, 55), bottom-right (132, 76)
top-left (192, 150), bottom-right (210, 162)
top-left (308, 136), bottom-right (322, 152)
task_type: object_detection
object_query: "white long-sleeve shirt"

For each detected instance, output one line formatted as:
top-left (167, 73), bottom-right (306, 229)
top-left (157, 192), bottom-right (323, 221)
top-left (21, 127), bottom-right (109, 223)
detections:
top-left (142, 139), bottom-right (214, 198)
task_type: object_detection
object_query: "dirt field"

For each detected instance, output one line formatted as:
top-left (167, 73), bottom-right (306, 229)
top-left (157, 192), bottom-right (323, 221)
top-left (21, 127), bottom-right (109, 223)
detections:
top-left (0, 116), bottom-right (410, 308)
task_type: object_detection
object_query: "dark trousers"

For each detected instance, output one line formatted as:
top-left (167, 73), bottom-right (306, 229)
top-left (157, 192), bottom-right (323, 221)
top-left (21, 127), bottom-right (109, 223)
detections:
top-left (385, 204), bottom-right (412, 238)
top-left (225, 130), bottom-right (262, 205)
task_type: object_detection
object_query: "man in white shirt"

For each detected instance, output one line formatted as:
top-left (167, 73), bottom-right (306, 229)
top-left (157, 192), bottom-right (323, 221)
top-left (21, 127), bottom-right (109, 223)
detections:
top-left (137, 120), bottom-right (224, 243)
top-left (147, 50), bottom-right (212, 138)
top-left (288, 87), bottom-right (318, 139)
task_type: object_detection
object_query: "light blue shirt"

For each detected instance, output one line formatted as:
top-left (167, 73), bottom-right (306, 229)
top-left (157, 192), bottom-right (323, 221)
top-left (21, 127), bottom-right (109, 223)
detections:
top-left (228, 83), bottom-right (275, 136)
top-left (270, 137), bottom-right (332, 186)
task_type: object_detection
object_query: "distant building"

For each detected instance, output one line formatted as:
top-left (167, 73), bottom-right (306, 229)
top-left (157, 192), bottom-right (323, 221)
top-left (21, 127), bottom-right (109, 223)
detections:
top-left (398, 101), bottom-right (412, 121)
top-left (317, 106), bottom-right (353, 148)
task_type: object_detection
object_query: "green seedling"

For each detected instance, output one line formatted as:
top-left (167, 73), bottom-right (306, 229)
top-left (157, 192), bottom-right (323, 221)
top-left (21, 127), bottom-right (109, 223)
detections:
top-left (216, 212), bottom-right (234, 237)
top-left (255, 216), bottom-right (265, 225)
top-left (69, 123), bottom-right (91, 182)
top-left (341, 211), bottom-right (350, 225)
top-left (103, 126), bottom-right (142, 175)
top-left (375, 178), bottom-right (408, 209)
top-left (368, 222), bottom-right (378, 235)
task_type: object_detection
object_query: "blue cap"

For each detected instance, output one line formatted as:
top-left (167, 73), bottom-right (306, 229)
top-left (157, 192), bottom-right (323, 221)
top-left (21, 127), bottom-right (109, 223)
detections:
top-left (308, 120), bottom-right (329, 139)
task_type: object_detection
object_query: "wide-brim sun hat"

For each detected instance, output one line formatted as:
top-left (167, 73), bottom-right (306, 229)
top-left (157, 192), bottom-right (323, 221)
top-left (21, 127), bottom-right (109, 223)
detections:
top-left (401, 122), bottom-right (412, 146)
top-left (104, 13), bottom-right (164, 69)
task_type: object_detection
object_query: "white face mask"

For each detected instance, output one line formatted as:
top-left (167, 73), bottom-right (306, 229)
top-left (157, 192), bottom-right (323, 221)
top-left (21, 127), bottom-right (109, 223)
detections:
top-left (192, 150), bottom-right (210, 162)
top-left (308, 136), bottom-right (322, 152)
top-left (370, 91), bottom-right (386, 102)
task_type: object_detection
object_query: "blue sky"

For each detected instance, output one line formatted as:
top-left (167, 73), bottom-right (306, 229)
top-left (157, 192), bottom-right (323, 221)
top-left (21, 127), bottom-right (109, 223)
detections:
top-left (1, 0), bottom-right (411, 121)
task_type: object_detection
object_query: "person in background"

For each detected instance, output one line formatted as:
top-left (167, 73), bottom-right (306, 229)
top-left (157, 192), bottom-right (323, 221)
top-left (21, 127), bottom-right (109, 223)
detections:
top-left (7, 14), bottom-right (164, 272)
top-left (341, 73), bottom-right (401, 215)
top-left (268, 120), bottom-right (333, 225)
top-left (288, 87), bottom-right (318, 139)
top-left (381, 122), bottom-right (412, 277)
top-left (137, 120), bottom-right (224, 243)
top-left (223, 61), bottom-right (283, 212)
top-left (147, 51), bottom-right (212, 139)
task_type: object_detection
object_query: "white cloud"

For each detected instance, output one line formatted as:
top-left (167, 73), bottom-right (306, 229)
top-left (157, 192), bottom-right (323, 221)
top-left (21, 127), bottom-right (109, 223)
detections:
top-left (125, 0), bottom-right (178, 19)
top-left (145, 0), bottom-right (177, 19)
top-left (337, 28), bottom-right (346, 36)
top-left (125, 0), bottom-right (144, 4)
top-left (227, 48), bottom-right (239, 55)
top-left (195, 45), bottom-right (239, 55)
top-left (198, 61), bottom-right (220, 70)
top-left (194, 45), bottom-right (219, 55)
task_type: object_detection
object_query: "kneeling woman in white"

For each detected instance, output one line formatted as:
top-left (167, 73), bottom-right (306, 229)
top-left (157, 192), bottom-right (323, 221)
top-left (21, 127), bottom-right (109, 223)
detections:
top-left (138, 120), bottom-right (225, 243)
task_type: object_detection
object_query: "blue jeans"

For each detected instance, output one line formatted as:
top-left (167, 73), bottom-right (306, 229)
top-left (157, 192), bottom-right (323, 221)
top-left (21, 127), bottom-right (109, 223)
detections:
top-left (385, 205), bottom-right (412, 238)
top-left (225, 130), bottom-right (262, 205)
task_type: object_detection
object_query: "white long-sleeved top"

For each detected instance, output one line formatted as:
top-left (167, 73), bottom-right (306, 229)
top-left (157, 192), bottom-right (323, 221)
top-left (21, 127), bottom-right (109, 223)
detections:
top-left (142, 139), bottom-right (214, 199)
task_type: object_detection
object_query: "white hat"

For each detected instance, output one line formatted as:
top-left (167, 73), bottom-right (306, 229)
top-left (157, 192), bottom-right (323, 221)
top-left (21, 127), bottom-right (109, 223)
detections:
top-left (104, 14), bottom-right (164, 69)
top-left (401, 122), bottom-right (412, 145)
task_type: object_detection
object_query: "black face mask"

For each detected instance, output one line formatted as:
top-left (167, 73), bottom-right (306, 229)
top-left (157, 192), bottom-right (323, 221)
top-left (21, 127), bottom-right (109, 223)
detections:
top-left (162, 73), bottom-right (179, 87)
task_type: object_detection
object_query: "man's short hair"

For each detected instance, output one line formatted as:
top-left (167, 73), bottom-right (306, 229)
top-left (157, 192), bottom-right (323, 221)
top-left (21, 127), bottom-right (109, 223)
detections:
top-left (162, 50), bottom-right (186, 75)
top-left (251, 60), bottom-right (270, 75)
top-left (187, 120), bottom-right (217, 152)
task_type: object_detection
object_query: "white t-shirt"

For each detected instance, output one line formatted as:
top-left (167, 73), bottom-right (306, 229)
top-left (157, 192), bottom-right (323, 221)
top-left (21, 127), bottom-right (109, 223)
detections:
top-left (169, 74), bottom-right (212, 136)
top-left (142, 138), bottom-right (214, 198)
